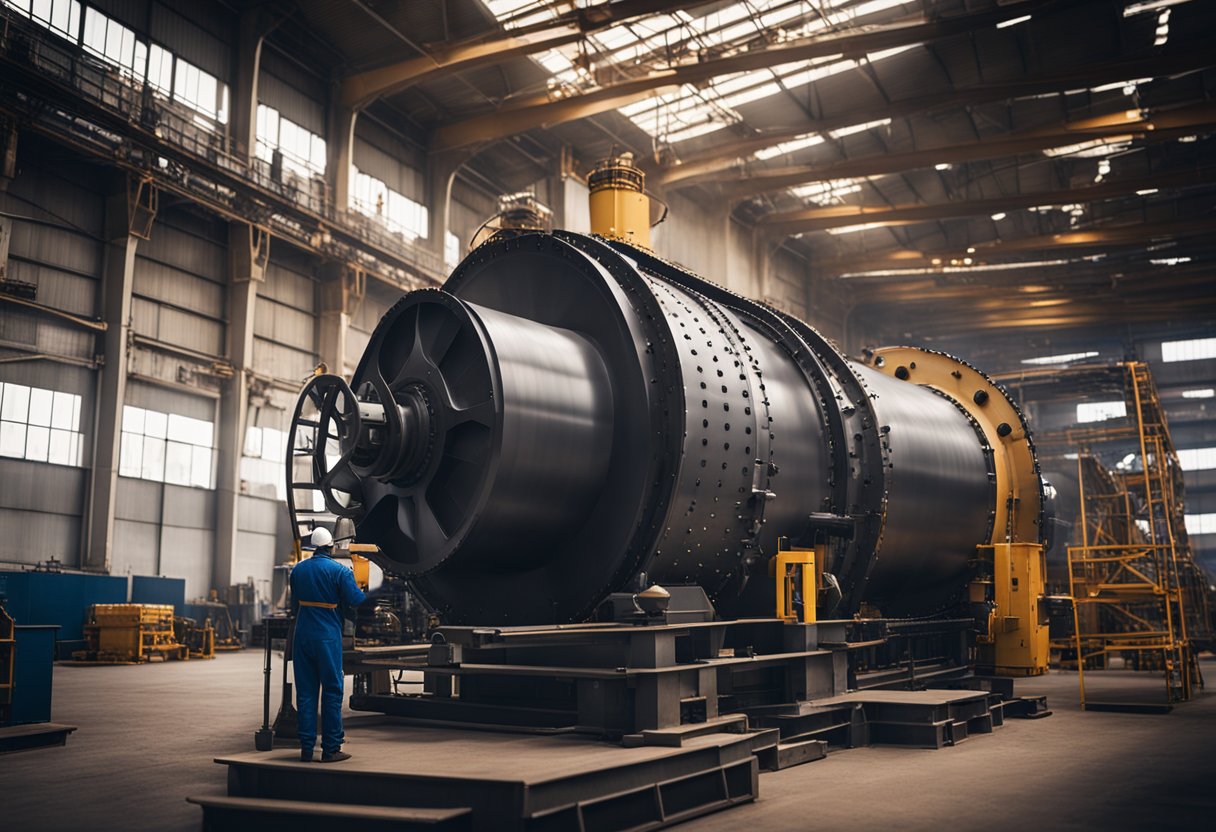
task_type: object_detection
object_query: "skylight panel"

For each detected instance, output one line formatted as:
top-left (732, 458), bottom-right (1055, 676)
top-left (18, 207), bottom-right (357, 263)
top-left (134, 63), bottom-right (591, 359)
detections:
top-left (718, 82), bottom-right (782, 110)
top-left (830, 118), bottom-right (892, 138)
top-left (1043, 136), bottom-right (1134, 158)
top-left (827, 222), bottom-right (887, 235)
top-left (485, 1), bottom-right (922, 145)
top-left (1021, 351), bottom-right (1099, 365)
top-left (754, 134), bottom-right (826, 160)
top-left (790, 178), bottom-right (865, 205)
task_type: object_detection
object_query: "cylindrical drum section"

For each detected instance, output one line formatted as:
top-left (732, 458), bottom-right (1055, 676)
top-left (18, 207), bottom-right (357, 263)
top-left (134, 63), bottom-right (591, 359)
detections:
top-left (851, 364), bottom-right (994, 615)
top-left (318, 231), bottom-right (1036, 625)
top-left (457, 305), bottom-right (614, 569)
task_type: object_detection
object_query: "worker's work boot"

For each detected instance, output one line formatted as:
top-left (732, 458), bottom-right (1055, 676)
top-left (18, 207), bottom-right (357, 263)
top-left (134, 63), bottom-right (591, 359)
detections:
top-left (300, 750), bottom-right (313, 762)
top-left (320, 750), bottom-right (351, 763)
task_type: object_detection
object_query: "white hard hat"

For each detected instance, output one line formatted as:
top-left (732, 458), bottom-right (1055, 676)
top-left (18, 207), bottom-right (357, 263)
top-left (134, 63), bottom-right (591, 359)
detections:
top-left (310, 527), bottom-right (333, 548)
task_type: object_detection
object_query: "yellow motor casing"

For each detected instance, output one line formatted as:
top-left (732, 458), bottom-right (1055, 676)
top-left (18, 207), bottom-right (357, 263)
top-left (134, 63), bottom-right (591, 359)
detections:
top-left (979, 543), bottom-right (1049, 676)
top-left (588, 154), bottom-right (652, 249)
top-left (589, 186), bottom-right (651, 249)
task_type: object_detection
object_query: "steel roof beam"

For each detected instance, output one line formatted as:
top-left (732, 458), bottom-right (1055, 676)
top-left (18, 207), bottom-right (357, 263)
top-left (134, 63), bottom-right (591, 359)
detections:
top-left (655, 51), bottom-right (1216, 187)
top-left (812, 217), bottom-right (1216, 274)
top-left (340, 1), bottom-right (721, 111)
top-left (432, 0), bottom-right (1069, 151)
top-left (713, 104), bottom-right (1216, 200)
top-left (758, 165), bottom-right (1216, 235)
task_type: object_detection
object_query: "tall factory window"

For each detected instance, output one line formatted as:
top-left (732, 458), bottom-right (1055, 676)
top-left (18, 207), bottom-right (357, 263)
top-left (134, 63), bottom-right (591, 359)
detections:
top-left (445, 231), bottom-right (461, 271)
top-left (1182, 388), bottom-right (1214, 399)
top-left (5, 0), bottom-right (81, 41)
top-left (1076, 400), bottom-right (1127, 423)
top-left (1185, 514), bottom-right (1216, 536)
top-left (81, 7), bottom-right (146, 80)
top-left (350, 169), bottom-right (429, 241)
top-left (1162, 337), bottom-right (1216, 363)
top-left (0, 382), bottom-right (84, 466)
top-left (242, 425), bottom-right (287, 500)
top-left (255, 104), bottom-right (327, 177)
top-left (119, 406), bottom-right (215, 489)
top-left (1177, 448), bottom-right (1216, 471)
top-left (146, 43), bottom-right (174, 93)
top-left (173, 57), bottom-right (228, 125)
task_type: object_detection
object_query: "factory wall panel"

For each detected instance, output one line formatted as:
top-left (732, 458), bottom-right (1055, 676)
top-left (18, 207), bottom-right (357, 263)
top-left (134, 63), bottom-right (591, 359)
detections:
top-left (112, 518), bottom-right (159, 578)
top-left (652, 191), bottom-right (730, 284)
top-left (115, 477), bottom-right (163, 524)
top-left (0, 159), bottom-right (104, 366)
top-left (125, 380), bottom-right (217, 422)
top-left (0, 458), bottom-right (87, 515)
top-left (0, 458), bottom-right (86, 568)
top-left (251, 339), bottom-right (315, 384)
top-left (158, 525), bottom-right (214, 598)
top-left (0, 508), bottom-right (81, 567)
top-left (162, 483), bottom-right (215, 530)
top-left (771, 249), bottom-right (810, 320)
top-left (261, 258), bottom-right (317, 312)
top-left (234, 529), bottom-right (277, 589)
top-left (140, 220), bottom-right (227, 282)
top-left (132, 209), bottom-right (228, 360)
top-left (254, 250), bottom-right (319, 382)
top-left (238, 495), bottom-right (279, 536)
top-left (0, 361), bottom-right (96, 570)
top-left (259, 52), bottom-right (327, 137)
top-left (89, 0), bottom-right (150, 32)
top-left (254, 298), bottom-right (314, 353)
top-left (149, 2), bottom-right (230, 81)
top-left (353, 119), bottom-right (425, 203)
top-left (346, 286), bottom-right (396, 373)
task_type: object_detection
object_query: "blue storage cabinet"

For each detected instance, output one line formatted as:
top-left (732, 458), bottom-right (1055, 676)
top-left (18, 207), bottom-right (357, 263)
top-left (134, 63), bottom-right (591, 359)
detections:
top-left (0, 572), bottom-right (127, 658)
top-left (130, 576), bottom-right (186, 612)
top-left (7, 625), bottom-right (58, 725)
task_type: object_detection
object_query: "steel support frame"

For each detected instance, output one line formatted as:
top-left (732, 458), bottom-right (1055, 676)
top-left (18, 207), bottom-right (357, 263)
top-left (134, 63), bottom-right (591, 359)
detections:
top-left (82, 179), bottom-right (146, 572)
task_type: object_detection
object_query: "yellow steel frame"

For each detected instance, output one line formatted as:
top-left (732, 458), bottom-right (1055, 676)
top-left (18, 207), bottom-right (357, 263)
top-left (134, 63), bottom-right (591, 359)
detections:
top-left (870, 347), bottom-right (1048, 677)
top-left (773, 543), bottom-right (819, 624)
top-left (1064, 362), bottom-right (1206, 708)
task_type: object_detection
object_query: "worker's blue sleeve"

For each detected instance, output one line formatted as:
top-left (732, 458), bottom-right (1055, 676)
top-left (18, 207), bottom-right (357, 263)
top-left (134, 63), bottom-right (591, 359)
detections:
top-left (339, 566), bottom-right (367, 608)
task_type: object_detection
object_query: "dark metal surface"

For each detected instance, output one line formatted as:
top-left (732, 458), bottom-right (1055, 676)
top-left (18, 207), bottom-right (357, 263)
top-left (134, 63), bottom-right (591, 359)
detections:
top-left (851, 365), bottom-right (994, 615)
top-left (314, 231), bottom-right (1025, 624)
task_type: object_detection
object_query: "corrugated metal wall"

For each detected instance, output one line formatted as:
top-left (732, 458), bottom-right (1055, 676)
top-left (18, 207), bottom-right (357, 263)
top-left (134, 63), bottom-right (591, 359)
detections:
top-left (0, 157), bottom-right (104, 569)
top-left (353, 118), bottom-right (425, 203)
top-left (259, 48), bottom-right (328, 137)
top-left (131, 206), bottom-right (227, 366)
top-left (255, 246), bottom-right (319, 383)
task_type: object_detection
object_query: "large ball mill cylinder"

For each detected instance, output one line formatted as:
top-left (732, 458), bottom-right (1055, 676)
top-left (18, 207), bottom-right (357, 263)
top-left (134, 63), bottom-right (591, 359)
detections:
top-left (301, 162), bottom-right (1043, 626)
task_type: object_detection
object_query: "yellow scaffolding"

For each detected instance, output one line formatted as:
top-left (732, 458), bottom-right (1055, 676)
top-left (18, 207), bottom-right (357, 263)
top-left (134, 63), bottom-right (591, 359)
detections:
top-left (1063, 362), bottom-right (1208, 708)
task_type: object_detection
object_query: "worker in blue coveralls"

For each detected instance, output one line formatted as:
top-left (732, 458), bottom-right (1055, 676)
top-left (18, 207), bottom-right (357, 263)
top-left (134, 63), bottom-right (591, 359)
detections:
top-left (290, 526), bottom-right (365, 763)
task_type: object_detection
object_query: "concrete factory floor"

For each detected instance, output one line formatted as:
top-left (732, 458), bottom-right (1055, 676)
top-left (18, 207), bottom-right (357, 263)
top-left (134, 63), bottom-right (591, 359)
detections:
top-left (3, 652), bottom-right (1215, 831)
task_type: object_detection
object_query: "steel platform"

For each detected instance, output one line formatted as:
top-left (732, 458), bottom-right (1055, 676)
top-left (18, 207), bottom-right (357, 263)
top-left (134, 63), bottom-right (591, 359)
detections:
top-left (207, 716), bottom-right (760, 832)
top-left (0, 722), bottom-right (77, 753)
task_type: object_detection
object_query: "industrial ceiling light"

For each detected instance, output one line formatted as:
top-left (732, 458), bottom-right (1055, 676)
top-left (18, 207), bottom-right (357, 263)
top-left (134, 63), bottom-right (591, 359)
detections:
top-left (991, 212), bottom-right (1007, 221)
top-left (996, 14), bottom-right (1032, 28)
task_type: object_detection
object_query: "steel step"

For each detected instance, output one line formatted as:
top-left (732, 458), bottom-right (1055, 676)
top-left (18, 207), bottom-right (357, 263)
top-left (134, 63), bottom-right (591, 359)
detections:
top-left (187, 796), bottom-right (472, 832)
